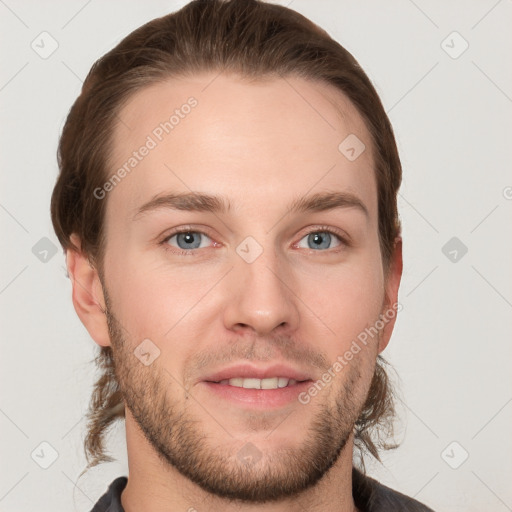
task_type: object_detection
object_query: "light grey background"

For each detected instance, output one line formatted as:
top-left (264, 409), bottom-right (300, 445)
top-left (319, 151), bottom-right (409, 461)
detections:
top-left (1, 1), bottom-right (511, 511)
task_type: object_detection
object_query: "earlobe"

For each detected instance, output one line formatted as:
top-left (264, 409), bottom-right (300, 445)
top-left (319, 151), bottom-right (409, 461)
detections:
top-left (67, 234), bottom-right (111, 347)
top-left (378, 237), bottom-right (403, 353)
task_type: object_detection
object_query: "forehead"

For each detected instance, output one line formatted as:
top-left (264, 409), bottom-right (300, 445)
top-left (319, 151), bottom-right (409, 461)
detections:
top-left (105, 72), bottom-right (376, 223)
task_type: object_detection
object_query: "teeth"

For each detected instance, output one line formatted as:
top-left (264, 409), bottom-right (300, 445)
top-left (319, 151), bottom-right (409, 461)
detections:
top-left (278, 377), bottom-right (289, 388)
top-left (219, 377), bottom-right (298, 389)
top-left (243, 378), bottom-right (262, 389)
top-left (261, 377), bottom-right (278, 389)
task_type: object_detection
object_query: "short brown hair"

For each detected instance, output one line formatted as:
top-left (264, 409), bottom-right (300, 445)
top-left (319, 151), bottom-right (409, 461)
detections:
top-left (51, 0), bottom-right (401, 473)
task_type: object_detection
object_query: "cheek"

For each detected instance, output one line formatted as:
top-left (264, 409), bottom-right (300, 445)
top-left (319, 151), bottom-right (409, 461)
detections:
top-left (103, 249), bottom-right (181, 340)
top-left (301, 259), bottom-right (385, 351)
top-left (104, 248), bottom-right (220, 364)
top-left (105, 236), bottom-right (385, 363)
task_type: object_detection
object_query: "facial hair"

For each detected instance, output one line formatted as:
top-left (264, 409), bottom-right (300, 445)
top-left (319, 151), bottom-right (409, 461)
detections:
top-left (104, 295), bottom-right (372, 504)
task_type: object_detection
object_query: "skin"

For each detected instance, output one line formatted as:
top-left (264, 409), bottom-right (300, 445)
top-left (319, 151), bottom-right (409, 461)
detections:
top-left (67, 72), bottom-right (402, 512)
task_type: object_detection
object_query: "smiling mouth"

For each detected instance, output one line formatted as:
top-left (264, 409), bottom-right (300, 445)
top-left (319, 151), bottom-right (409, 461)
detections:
top-left (209, 377), bottom-right (310, 389)
top-left (201, 378), bottom-right (313, 408)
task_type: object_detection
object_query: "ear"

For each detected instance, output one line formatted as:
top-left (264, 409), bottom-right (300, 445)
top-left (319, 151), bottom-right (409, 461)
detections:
top-left (66, 234), bottom-right (111, 347)
top-left (378, 236), bottom-right (403, 353)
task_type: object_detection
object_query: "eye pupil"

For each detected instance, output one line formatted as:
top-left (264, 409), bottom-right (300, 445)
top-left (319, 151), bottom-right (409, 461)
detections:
top-left (167, 229), bottom-right (340, 253)
top-left (308, 231), bottom-right (331, 250)
top-left (176, 231), bottom-right (202, 249)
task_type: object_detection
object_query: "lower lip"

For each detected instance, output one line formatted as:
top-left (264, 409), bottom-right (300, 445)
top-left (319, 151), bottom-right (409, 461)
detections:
top-left (201, 381), bottom-right (312, 409)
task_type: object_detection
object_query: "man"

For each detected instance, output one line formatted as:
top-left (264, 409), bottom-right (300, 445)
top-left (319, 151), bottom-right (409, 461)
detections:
top-left (51, 0), bottom-right (435, 510)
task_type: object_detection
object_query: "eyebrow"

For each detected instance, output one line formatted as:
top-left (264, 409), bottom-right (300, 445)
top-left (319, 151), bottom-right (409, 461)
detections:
top-left (132, 190), bottom-right (368, 220)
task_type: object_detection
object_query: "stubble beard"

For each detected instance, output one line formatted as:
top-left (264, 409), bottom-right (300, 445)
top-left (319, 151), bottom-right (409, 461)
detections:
top-left (105, 302), bottom-right (369, 504)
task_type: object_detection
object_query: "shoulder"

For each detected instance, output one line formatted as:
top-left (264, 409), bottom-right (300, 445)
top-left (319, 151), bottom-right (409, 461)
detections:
top-left (352, 468), bottom-right (436, 512)
top-left (89, 476), bottom-right (128, 512)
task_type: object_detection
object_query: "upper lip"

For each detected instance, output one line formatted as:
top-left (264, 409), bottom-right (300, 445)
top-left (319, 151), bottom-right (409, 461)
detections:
top-left (201, 363), bottom-right (313, 383)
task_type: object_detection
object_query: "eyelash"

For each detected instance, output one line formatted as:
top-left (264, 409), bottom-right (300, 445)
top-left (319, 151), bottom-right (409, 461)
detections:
top-left (159, 225), bottom-right (349, 256)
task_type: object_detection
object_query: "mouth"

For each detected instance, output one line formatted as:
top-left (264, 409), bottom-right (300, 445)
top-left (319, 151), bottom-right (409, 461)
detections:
top-left (201, 378), bottom-right (313, 409)
top-left (199, 363), bottom-right (314, 409)
top-left (208, 377), bottom-right (309, 389)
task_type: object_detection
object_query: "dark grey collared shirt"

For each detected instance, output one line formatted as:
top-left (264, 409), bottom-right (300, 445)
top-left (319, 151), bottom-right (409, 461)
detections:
top-left (90, 468), bottom-right (435, 511)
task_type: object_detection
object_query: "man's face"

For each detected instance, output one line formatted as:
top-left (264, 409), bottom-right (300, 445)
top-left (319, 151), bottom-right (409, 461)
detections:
top-left (97, 73), bottom-right (398, 502)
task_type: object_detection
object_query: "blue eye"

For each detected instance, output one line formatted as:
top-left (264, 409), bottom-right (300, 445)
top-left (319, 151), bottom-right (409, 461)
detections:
top-left (164, 231), bottom-right (212, 251)
top-left (161, 226), bottom-right (347, 256)
top-left (296, 230), bottom-right (343, 251)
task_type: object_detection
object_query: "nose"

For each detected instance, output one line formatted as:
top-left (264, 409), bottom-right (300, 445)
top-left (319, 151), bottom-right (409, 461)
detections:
top-left (222, 246), bottom-right (300, 337)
